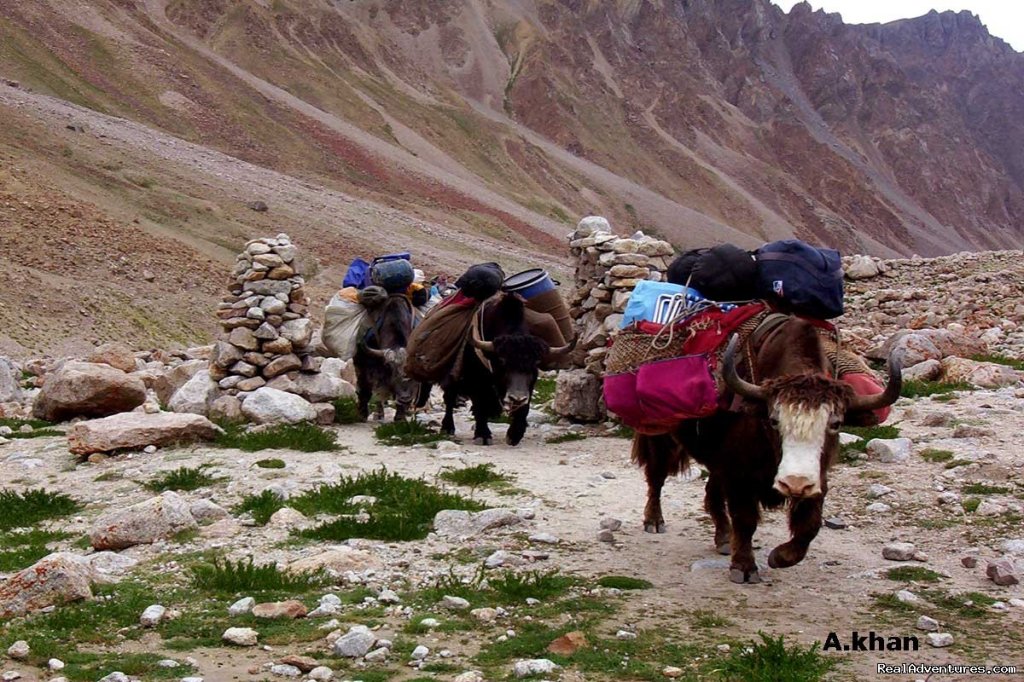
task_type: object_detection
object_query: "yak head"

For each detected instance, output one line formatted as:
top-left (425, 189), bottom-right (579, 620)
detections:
top-left (362, 296), bottom-right (418, 414)
top-left (723, 331), bottom-right (902, 499)
top-left (470, 295), bottom-right (574, 414)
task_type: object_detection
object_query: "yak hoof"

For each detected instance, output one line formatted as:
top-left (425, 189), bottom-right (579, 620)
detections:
top-left (716, 542), bottom-right (731, 556)
top-left (643, 522), bottom-right (666, 534)
top-left (729, 567), bottom-right (761, 584)
top-left (473, 436), bottom-right (493, 446)
top-left (505, 433), bottom-right (523, 447)
top-left (767, 547), bottom-right (801, 569)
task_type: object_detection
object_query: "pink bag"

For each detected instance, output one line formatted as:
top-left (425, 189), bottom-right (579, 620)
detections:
top-left (603, 354), bottom-right (719, 434)
top-left (636, 355), bottom-right (719, 423)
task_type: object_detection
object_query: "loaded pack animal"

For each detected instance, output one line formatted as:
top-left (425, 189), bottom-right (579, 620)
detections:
top-left (353, 293), bottom-right (419, 422)
top-left (633, 316), bottom-right (901, 584)
top-left (441, 293), bottom-right (573, 446)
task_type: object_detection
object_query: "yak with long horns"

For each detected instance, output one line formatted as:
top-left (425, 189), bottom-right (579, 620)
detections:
top-left (441, 293), bottom-right (574, 446)
top-left (633, 316), bottom-right (901, 584)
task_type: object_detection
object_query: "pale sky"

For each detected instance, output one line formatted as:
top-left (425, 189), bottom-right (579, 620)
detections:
top-left (770, 1), bottom-right (1023, 51)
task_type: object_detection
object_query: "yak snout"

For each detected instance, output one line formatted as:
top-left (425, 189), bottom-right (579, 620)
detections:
top-left (773, 474), bottom-right (820, 498)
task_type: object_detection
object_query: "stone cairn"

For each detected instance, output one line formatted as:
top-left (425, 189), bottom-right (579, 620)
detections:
top-left (553, 216), bottom-right (674, 422)
top-left (209, 234), bottom-right (318, 396)
top-left (568, 216), bottom-right (674, 375)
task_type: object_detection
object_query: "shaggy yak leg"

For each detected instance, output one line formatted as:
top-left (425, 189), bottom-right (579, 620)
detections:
top-left (633, 435), bottom-right (675, 534)
top-left (470, 393), bottom-right (493, 446)
top-left (441, 387), bottom-right (457, 436)
top-left (704, 472), bottom-right (732, 555)
top-left (356, 369), bottom-right (374, 422)
top-left (726, 489), bottom-right (762, 584)
top-left (505, 406), bottom-right (528, 446)
top-left (767, 496), bottom-right (824, 569)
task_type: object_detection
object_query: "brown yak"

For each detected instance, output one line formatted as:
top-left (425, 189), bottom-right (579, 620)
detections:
top-left (632, 316), bottom-right (901, 584)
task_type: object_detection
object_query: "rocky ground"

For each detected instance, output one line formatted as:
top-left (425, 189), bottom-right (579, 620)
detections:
top-left (1, 250), bottom-right (1024, 682)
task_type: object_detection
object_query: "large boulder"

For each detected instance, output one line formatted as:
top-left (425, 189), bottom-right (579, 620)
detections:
top-left (286, 547), bottom-right (382, 576)
top-left (67, 412), bottom-right (223, 455)
top-left (0, 357), bottom-right (23, 403)
top-left (241, 387), bottom-right (316, 424)
top-left (940, 357), bottom-right (1022, 389)
top-left (168, 370), bottom-right (217, 415)
top-left (87, 343), bottom-right (138, 373)
top-left (433, 508), bottom-right (522, 539)
top-left (0, 552), bottom-right (94, 619)
top-left (153, 359), bottom-right (207, 405)
top-left (844, 255), bottom-right (880, 280)
top-left (290, 373), bottom-right (356, 403)
top-left (552, 370), bottom-right (605, 422)
top-left (89, 491), bottom-right (198, 550)
top-left (33, 362), bottom-right (147, 422)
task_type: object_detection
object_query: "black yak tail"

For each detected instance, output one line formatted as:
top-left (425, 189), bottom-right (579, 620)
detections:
top-left (631, 432), bottom-right (689, 477)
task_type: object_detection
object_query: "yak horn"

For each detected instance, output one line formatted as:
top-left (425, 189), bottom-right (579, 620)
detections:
top-left (547, 336), bottom-right (578, 357)
top-left (364, 347), bottom-right (387, 359)
top-left (723, 335), bottom-right (767, 402)
top-left (470, 325), bottom-right (495, 354)
top-left (849, 355), bottom-right (903, 413)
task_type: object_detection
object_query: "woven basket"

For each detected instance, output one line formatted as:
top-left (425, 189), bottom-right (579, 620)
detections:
top-left (606, 325), bottom-right (690, 374)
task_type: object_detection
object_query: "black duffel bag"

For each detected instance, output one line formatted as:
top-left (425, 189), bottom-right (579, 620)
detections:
top-left (455, 262), bottom-right (505, 301)
top-left (666, 244), bottom-right (758, 301)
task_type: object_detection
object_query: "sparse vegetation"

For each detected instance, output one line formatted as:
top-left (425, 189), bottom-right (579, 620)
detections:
top-left (546, 432), bottom-right (587, 444)
top-left (900, 380), bottom-right (973, 399)
top-left (333, 396), bottom-right (362, 424)
top-left (145, 465), bottom-right (220, 492)
top-left (945, 458), bottom-right (974, 469)
top-left (962, 498), bottom-right (982, 513)
top-left (533, 377), bottom-right (557, 404)
top-left (920, 448), bottom-right (955, 463)
top-left (597, 576), bottom-right (653, 590)
top-left (190, 557), bottom-right (324, 594)
top-left (216, 422), bottom-right (338, 452)
top-left (0, 529), bottom-right (73, 572)
top-left (488, 570), bottom-right (575, 603)
top-left (962, 483), bottom-right (1011, 495)
top-left (690, 609), bottom-right (732, 629)
top-left (886, 566), bottom-right (944, 582)
top-left (374, 421), bottom-right (450, 447)
top-left (971, 353), bottom-right (1024, 371)
top-left (439, 463), bottom-right (514, 489)
top-left (0, 488), bottom-right (79, 531)
top-left (235, 490), bottom-right (285, 525)
top-left (255, 458), bottom-right (286, 469)
top-left (715, 632), bottom-right (838, 682)
top-left (0, 417), bottom-right (63, 439)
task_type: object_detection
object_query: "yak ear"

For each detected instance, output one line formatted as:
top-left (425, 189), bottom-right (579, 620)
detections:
top-left (843, 409), bottom-right (882, 428)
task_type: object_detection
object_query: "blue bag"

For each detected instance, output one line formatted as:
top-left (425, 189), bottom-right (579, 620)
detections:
top-left (621, 281), bottom-right (705, 328)
top-left (343, 258), bottom-right (371, 289)
top-left (755, 240), bottom-right (844, 319)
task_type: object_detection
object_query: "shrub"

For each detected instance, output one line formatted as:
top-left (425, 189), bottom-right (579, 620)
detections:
top-left (217, 423), bottom-right (338, 452)
top-left (715, 632), bottom-right (838, 682)
top-left (190, 557), bottom-right (324, 594)
top-left (0, 489), bottom-right (79, 531)
top-left (145, 465), bottom-right (220, 492)
top-left (374, 421), bottom-right (450, 446)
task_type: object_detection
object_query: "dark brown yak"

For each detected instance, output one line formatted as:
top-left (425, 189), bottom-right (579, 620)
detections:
top-left (633, 317), bottom-right (901, 584)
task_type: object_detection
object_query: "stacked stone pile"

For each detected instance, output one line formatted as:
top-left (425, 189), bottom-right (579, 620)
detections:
top-left (567, 216), bottom-right (674, 376)
top-left (209, 234), bottom-right (318, 397)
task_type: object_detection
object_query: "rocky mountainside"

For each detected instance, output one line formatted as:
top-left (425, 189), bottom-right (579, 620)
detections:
top-left (2, 0), bottom-right (1023, 355)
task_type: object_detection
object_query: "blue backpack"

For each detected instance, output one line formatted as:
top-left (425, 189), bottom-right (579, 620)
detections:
top-left (755, 240), bottom-right (844, 319)
top-left (343, 258), bottom-right (371, 289)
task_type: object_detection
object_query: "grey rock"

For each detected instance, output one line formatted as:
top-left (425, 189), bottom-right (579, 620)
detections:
top-left (222, 627), bottom-right (259, 646)
top-left (513, 659), bottom-right (560, 678)
top-left (926, 633), bottom-right (954, 648)
top-left (916, 615), bottom-right (939, 632)
top-left (332, 626), bottom-right (377, 658)
top-left (89, 491), bottom-right (197, 550)
top-left (867, 438), bottom-right (913, 463)
top-left (228, 597), bottom-right (255, 616)
top-left (241, 387), bottom-right (315, 424)
top-left (433, 508), bottom-right (522, 539)
top-left (140, 604), bottom-right (166, 627)
top-left (882, 542), bottom-right (916, 561)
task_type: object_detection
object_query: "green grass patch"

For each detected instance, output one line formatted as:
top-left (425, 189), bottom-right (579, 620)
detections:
top-left (0, 418), bottom-right (54, 430)
top-left (962, 498), bottom-right (981, 513)
top-left (546, 432), bottom-right (587, 444)
top-left (294, 467), bottom-right (484, 541)
top-left (438, 463), bottom-right (514, 488)
top-left (886, 566), bottom-right (944, 582)
top-left (255, 458), bottom-right (286, 469)
top-left (0, 488), bottom-right (79, 531)
top-left (873, 593), bottom-right (919, 614)
top-left (920, 448), bottom-right (955, 463)
top-left (190, 556), bottom-right (324, 595)
top-left (235, 490), bottom-right (285, 525)
top-left (374, 421), bottom-right (450, 446)
top-left (333, 396), bottom-right (362, 425)
top-left (596, 575), bottom-right (653, 590)
top-left (690, 609), bottom-right (732, 629)
top-left (962, 483), bottom-right (1011, 495)
top-left (715, 632), bottom-right (837, 682)
top-left (533, 377), bottom-right (556, 404)
top-left (0, 529), bottom-right (73, 572)
top-left (840, 425), bottom-right (900, 453)
top-left (216, 422), bottom-right (338, 452)
top-left (489, 570), bottom-right (575, 602)
top-left (144, 465), bottom-right (220, 492)
top-left (901, 380), bottom-right (973, 399)
top-left (971, 353), bottom-right (1024, 371)
top-left (920, 589), bottom-right (998, 619)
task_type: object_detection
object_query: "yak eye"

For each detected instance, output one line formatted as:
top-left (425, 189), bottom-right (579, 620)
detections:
top-left (769, 416), bottom-right (780, 430)
top-left (827, 417), bottom-right (842, 433)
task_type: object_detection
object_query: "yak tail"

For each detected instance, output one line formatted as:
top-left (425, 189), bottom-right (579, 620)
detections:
top-left (630, 431), bottom-right (689, 477)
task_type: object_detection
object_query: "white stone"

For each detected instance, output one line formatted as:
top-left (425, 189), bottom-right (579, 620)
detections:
top-left (411, 645), bottom-right (429, 660)
top-left (867, 438), bottom-right (913, 463)
top-left (222, 627), bottom-right (259, 646)
top-left (364, 647), bottom-right (389, 662)
top-left (332, 626), bottom-right (377, 658)
top-left (883, 542), bottom-right (917, 561)
top-left (241, 387), bottom-right (316, 424)
top-left (433, 508), bottom-right (522, 539)
top-left (513, 659), bottom-right (560, 678)
top-left (48, 659), bottom-right (64, 671)
top-left (916, 616), bottom-right (939, 632)
top-left (269, 664), bottom-right (301, 677)
top-left (529, 532), bottom-right (560, 544)
top-left (140, 604), bottom-right (167, 627)
top-left (308, 667), bottom-right (333, 681)
top-left (228, 597), bottom-right (255, 616)
top-left (926, 633), bottom-right (954, 648)
top-left (6, 641), bottom-right (29, 660)
top-left (442, 595), bottom-right (470, 610)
